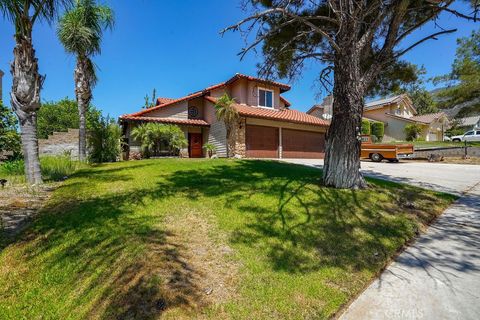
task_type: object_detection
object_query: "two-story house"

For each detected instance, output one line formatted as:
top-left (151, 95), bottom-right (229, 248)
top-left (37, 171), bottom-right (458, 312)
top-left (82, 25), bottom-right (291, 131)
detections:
top-left (120, 73), bottom-right (329, 159)
top-left (308, 94), bottom-right (449, 141)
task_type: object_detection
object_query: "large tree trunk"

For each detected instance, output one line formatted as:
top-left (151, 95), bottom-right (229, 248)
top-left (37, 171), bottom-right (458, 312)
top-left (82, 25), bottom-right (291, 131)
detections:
top-left (10, 32), bottom-right (43, 185)
top-left (323, 54), bottom-right (367, 189)
top-left (74, 57), bottom-right (92, 162)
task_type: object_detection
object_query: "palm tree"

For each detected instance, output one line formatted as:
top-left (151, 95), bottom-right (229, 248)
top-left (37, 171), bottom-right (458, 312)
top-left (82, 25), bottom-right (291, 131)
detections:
top-left (0, 0), bottom-right (73, 184)
top-left (215, 93), bottom-right (239, 157)
top-left (57, 0), bottom-right (114, 161)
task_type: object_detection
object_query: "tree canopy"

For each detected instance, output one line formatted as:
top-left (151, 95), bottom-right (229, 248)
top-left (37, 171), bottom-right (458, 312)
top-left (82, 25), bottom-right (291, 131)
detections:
top-left (37, 98), bottom-right (101, 139)
top-left (0, 101), bottom-right (21, 157)
top-left (433, 29), bottom-right (480, 115)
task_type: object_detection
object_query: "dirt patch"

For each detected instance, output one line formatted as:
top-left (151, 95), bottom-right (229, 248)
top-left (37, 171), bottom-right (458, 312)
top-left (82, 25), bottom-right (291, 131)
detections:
top-left (0, 184), bottom-right (55, 243)
top-left (90, 208), bottom-right (239, 320)
top-left (163, 209), bottom-right (239, 306)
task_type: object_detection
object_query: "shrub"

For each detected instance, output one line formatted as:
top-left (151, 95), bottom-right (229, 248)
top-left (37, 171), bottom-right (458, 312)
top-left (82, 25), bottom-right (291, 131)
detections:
top-left (0, 159), bottom-right (24, 176)
top-left (371, 122), bottom-right (385, 142)
top-left (0, 156), bottom-right (83, 182)
top-left (131, 123), bottom-right (187, 158)
top-left (361, 119), bottom-right (371, 135)
top-left (88, 116), bottom-right (122, 163)
top-left (404, 123), bottom-right (423, 141)
top-left (40, 155), bottom-right (80, 180)
top-left (203, 143), bottom-right (217, 158)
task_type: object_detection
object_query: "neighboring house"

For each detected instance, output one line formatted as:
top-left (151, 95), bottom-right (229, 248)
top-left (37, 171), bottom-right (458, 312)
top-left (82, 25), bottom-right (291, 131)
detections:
top-left (120, 73), bottom-right (329, 159)
top-left (308, 94), bottom-right (449, 141)
top-left (455, 115), bottom-right (480, 131)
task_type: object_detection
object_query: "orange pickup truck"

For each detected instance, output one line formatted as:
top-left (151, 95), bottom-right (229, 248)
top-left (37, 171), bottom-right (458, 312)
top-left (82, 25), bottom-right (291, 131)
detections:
top-left (360, 135), bottom-right (414, 162)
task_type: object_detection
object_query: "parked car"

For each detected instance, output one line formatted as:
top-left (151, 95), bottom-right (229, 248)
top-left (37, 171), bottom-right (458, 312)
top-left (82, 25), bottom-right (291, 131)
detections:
top-left (360, 135), bottom-right (414, 162)
top-left (451, 130), bottom-right (480, 142)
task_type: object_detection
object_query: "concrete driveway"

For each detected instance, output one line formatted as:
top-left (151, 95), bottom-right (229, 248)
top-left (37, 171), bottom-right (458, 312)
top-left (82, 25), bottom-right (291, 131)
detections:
top-left (282, 159), bottom-right (480, 320)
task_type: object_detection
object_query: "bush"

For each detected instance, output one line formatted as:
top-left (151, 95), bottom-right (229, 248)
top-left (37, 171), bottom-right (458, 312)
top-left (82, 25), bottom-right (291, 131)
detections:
top-left (203, 143), bottom-right (217, 158)
top-left (87, 116), bottom-right (122, 163)
top-left (361, 119), bottom-right (371, 135)
top-left (0, 155), bottom-right (83, 183)
top-left (404, 123), bottom-right (423, 141)
top-left (131, 123), bottom-right (188, 158)
top-left (371, 122), bottom-right (385, 142)
top-left (40, 155), bottom-right (80, 181)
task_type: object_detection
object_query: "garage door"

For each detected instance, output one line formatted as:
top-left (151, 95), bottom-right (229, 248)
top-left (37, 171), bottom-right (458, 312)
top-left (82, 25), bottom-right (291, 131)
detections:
top-left (282, 129), bottom-right (325, 159)
top-left (246, 125), bottom-right (279, 158)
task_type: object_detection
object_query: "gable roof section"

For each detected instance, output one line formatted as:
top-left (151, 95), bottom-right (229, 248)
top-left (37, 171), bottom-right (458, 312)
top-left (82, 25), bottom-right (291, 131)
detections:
top-left (204, 96), bottom-right (329, 127)
top-left (385, 111), bottom-right (447, 125)
top-left (124, 73), bottom-right (291, 118)
top-left (156, 97), bottom-right (175, 105)
top-left (365, 94), bottom-right (416, 113)
top-left (410, 112), bottom-right (448, 124)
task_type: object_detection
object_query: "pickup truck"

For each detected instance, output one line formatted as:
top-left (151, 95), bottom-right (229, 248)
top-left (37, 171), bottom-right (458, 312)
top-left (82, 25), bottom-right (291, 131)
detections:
top-left (360, 135), bottom-right (414, 162)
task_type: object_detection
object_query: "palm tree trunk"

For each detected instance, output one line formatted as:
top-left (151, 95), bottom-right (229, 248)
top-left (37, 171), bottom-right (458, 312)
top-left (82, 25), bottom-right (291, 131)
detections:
top-left (74, 56), bottom-right (92, 161)
top-left (323, 53), bottom-right (367, 189)
top-left (10, 32), bottom-right (43, 185)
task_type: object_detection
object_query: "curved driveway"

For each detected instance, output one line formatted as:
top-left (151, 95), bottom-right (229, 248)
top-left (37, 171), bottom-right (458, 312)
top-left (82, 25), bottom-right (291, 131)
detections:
top-left (282, 159), bottom-right (480, 320)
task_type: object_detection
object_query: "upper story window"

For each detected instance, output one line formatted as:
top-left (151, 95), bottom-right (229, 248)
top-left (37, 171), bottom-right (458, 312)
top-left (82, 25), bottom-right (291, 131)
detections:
top-left (258, 88), bottom-right (274, 108)
top-left (395, 107), bottom-right (401, 115)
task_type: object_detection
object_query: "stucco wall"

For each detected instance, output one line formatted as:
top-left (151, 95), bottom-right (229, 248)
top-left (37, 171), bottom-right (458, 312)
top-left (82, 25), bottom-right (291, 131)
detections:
top-left (146, 100), bottom-right (188, 119)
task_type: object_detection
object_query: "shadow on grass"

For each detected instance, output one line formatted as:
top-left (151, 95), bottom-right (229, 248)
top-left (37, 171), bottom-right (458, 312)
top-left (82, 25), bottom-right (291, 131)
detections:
top-left (3, 159), bottom-right (456, 318)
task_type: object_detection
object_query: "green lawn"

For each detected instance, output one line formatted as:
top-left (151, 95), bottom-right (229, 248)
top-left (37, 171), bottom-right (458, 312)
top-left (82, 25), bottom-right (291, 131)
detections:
top-left (0, 159), bottom-right (455, 319)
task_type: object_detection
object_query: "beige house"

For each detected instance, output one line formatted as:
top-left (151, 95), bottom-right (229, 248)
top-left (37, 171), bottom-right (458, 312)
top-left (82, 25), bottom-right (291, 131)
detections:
top-left (120, 73), bottom-right (329, 159)
top-left (308, 94), bottom-right (449, 142)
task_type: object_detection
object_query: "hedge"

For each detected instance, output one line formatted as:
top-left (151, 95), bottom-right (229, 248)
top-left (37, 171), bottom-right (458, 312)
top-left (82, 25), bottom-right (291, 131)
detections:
top-left (361, 119), bottom-right (371, 135)
top-left (371, 122), bottom-right (384, 142)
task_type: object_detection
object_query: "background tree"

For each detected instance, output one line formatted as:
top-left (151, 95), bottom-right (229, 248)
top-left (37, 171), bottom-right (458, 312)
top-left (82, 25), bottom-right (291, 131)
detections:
top-left (0, 101), bottom-right (21, 158)
top-left (143, 88), bottom-right (157, 109)
top-left (224, 0), bottom-right (478, 188)
top-left (58, 0), bottom-right (114, 161)
top-left (37, 98), bottom-right (101, 139)
top-left (404, 123), bottom-right (423, 141)
top-left (214, 93), bottom-right (239, 158)
top-left (1, 0), bottom-right (73, 184)
top-left (433, 29), bottom-right (480, 116)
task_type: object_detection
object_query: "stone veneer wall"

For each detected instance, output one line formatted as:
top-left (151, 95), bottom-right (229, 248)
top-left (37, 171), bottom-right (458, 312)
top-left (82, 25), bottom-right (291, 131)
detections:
top-left (38, 129), bottom-right (79, 159)
top-left (234, 118), bottom-right (246, 157)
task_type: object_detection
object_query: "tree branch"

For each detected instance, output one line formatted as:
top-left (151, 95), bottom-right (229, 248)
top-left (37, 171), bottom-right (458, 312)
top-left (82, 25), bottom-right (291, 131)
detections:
top-left (394, 28), bottom-right (457, 59)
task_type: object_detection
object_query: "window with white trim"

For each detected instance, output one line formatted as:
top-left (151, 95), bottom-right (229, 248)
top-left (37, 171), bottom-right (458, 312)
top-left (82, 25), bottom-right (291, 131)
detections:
top-left (258, 88), bottom-right (274, 108)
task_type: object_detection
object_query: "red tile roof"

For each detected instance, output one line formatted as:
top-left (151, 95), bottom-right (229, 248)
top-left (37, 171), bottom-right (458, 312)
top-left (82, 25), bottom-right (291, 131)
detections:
top-left (156, 97), bottom-right (175, 105)
top-left (410, 112), bottom-right (447, 124)
top-left (125, 73), bottom-right (291, 118)
top-left (120, 115), bottom-right (210, 127)
top-left (204, 96), bottom-right (329, 127)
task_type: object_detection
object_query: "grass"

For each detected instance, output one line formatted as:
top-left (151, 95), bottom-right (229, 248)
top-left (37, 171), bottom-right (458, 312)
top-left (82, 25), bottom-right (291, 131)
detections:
top-left (0, 159), bottom-right (456, 319)
top-left (0, 155), bottom-right (85, 184)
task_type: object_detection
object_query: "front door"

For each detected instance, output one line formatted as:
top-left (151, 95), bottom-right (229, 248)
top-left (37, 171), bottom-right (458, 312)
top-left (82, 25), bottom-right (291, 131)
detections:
top-left (189, 133), bottom-right (203, 158)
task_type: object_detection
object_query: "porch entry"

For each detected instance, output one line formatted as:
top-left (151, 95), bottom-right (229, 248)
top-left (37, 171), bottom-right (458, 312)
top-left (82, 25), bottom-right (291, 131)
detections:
top-left (188, 133), bottom-right (203, 158)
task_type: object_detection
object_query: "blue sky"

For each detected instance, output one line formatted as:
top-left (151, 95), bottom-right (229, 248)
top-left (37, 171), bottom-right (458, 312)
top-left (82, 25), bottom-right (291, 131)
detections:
top-left (0, 1), bottom-right (478, 117)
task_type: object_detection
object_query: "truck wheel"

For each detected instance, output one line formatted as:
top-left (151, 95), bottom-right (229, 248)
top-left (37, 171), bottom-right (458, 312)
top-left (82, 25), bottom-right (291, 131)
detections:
top-left (452, 138), bottom-right (461, 142)
top-left (370, 153), bottom-right (383, 162)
